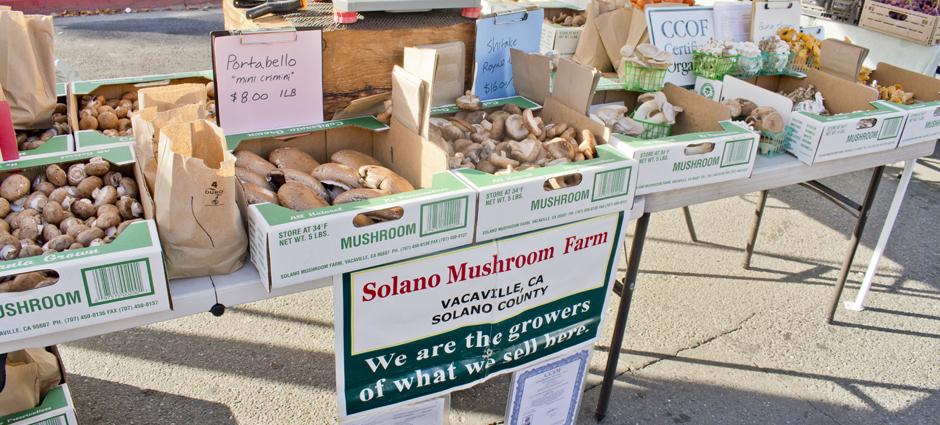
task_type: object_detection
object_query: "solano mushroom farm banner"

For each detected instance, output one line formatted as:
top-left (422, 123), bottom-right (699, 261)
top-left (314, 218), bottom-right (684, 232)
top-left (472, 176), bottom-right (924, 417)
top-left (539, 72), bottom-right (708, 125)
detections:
top-left (334, 212), bottom-right (625, 418)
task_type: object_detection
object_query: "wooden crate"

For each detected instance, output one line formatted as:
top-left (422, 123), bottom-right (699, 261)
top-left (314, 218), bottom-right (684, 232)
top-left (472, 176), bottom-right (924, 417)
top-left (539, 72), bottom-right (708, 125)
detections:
top-left (859, 1), bottom-right (940, 46)
top-left (223, 0), bottom-right (476, 118)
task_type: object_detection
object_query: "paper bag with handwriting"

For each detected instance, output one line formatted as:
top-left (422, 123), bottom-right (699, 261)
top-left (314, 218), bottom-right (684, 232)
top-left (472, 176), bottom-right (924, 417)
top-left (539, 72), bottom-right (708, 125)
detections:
top-left (0, 10), bottom-right (56, 129)
top-left (131, 104), bottom-right (205, 193)
top-left (137, 83), bottom-right (208, 112)
top-left (0, 348), bottom-right (61, 415)
top-left (155, 119), bottom-right (246, 278)
top-left (820, 39), bottom-right (869, 82)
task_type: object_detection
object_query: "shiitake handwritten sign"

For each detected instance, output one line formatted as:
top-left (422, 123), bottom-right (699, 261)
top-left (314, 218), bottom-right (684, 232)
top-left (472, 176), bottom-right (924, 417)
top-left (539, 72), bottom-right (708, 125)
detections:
top-left (211, 29), bottom-right (324, 134)
top-left (473, 8), bottom-right (544, 100)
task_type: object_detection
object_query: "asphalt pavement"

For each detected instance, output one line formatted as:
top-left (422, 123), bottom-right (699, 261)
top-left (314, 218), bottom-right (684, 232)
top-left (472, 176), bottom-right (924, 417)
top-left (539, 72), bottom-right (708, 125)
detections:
top-left (52, 9), bottom-right (940, 425)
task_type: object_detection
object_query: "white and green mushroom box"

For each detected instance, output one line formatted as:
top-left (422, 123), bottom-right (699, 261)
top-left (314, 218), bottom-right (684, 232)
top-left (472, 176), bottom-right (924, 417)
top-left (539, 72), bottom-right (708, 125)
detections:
top-left (785, 102), bottom-right (905, 165)
top-left (613, 121), bottom-right (760, 195)
top-left (69, 70), bottom-right (213, 151)
top-left (0, 145), bottom-right (170, 347)
top-left (227, 118), bottom-right (478, 290)
top-left (873, 99), bottom-right (940, 148)
top-left (0, 384), bottom-right (77, 425)
top-left (453, 145), bottom-right (637, 242)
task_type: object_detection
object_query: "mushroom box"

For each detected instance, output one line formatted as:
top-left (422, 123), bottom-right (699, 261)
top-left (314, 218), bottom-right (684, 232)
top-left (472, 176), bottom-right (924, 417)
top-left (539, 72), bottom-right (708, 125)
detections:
top-left (69, 70), bottom-right (214, 151)
top-left (383, 49), bottom-right (638, 242)
top-left (864, 62), bottom-right (940, 148)
top-left (12, 83), bottom-right (74, 160)
top-left (228, 117), bottom-right (477, 290)
top-left (0, 145), bottom-right (170, 348)
top-left (750, 69), bottom-right (906, 165)
top-left (603, 83), bottom-right (758, 195)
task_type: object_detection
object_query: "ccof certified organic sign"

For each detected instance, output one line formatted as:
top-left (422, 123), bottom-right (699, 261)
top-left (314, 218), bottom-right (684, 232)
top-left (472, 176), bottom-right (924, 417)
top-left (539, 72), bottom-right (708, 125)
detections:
top-left (645, 7), bottom-right (716, 87)
top-left (334, 213), bottom-right (625, 418)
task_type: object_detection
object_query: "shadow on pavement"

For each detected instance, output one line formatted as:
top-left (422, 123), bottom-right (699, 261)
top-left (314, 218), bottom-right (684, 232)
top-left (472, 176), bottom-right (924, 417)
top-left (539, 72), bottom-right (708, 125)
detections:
top-left (70, 374), bottom-right (237, 425)
top-left (56, 15), bottom-right (222, 37)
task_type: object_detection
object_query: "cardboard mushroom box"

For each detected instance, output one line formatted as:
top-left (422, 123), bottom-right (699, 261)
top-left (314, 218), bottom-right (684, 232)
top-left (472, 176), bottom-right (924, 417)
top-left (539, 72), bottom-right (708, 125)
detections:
top-left (227, 117), bottom-right (476, 290)
top-left (69, 71), bottom-right (214, 151)
top-left (381, 49), bottom-right (638, 242)
top-left (863, 62), bottom-right (940, 148)
top-left (0, 145), bottom-right (170, 347)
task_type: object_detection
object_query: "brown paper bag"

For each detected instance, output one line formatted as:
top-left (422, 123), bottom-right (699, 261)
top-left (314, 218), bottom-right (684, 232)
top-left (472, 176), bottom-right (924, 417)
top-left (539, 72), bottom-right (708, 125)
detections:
top-left (0, 348), bottom-right (61, 416)
top-left (596, 7), bottom-right (633, 73)
top-left (131, 104), bottom-right (205, 193)
top-left (155, 119), bottom-right (246, 278)
top-left (138, 83), bottom-right (208, 112)
top-left (0, 10), bottom-right (56, 129)
top-left (572, 3), bottom-right (615, 72)
top-left (415, 42), bottom-right (466, 107)
top-left (820, 39), bottom-right (869, 82)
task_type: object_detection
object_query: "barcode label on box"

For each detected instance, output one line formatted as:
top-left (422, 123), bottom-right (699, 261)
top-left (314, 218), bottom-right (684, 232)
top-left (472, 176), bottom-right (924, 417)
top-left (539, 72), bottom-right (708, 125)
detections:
top-left (878, 116), bottom-right (904, 140)
top-left (591, 167), bottom-right (632, 202)
top-left (82, 259), bottom-right (154, 306)
top-left (30, 414), bottom-right (68, 425)
top-left (420, 197), bottom-right (468, 237)
top-left (720, 139), bottom-right (754, 167)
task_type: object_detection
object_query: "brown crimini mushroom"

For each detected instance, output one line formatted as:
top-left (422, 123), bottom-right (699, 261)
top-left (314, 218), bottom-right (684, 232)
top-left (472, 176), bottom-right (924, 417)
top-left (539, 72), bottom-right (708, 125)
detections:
top-left (312, 163), bottom-right (362, 191)
top-left (0, 220), bottom-right (9, 234)
top-left (330, 150), bottom-right (382, 171)
top-left (0, 234), bottom-right (20, 260)
top-left (1, 174), bottom-right (31, 202)
top-left (77, 176), bottom-right (103, 198)
top-left (44, 234), bottom-right (74, 251)
top-left (0, 198), bottom-right (9, 218)
top-left (104, 171), bottom-right (123, 187)
top-left (97, 203), bottom-right (119, 218)
top-left (116, 219), bottom-right (141, 236)
top-left (0, 272), bottom-right (44, 292)
top-left (237, 167), bottom-right (271, 190)
top-left (332, 188), bottom-right (387, 204)
top-left (77, 227), bottom-right (105, 246)
top-left (25, 192), bottom-right (47, 211)
top-left (97, 111), bottom-right (118, 130)
top-left (116, 197), bottom-right (143, 220)
top-left (16, 215), bottom-right (40, 241)
top-left (92, 186), bottom-right (118, 207)
top-left (79, 115), bottom-right (98, 130)
top-left (42, 223), bottom-right (62, 242)
top-left (68, 242), bottom-right (84, 250)
top-left (85, 157), bottom-right (110, 177)
top-left (34, 182), bottom-right (55, 197)
top-left (114, 105), bottom-right (130, 119)
top-left (66, 223), bottom-right (90, 239)
top-left (234, 150), bottom-right (277, 176)
top-left (59, 217), bottom-right (83, 234)
top-left (67, 164), bottom-right (86, 186)
top-left (93, 211), bottom-right (121, 230)
top-left (18, 243), bottom-right (43, 258)
top-left (48, 186), bottom-right (77, 205)
top-left (71, 199), bottom-right (97, 220)
top-left (46, 165), bottom-right (68, 187)
top-left (242, 182), bottom-right (279, 205)
top-left (266, 169), bottom-right (330, 201)
top-left (116, 118), bottom-right (131, 132)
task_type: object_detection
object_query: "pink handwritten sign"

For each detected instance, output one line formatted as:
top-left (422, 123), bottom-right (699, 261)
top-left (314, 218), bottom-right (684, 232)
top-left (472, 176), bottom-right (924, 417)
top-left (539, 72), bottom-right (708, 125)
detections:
top-left (211, 29), bottom-right (324, 134)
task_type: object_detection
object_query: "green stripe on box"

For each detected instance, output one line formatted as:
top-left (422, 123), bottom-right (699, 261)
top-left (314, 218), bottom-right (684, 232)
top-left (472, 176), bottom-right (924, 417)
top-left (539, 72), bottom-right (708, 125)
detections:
top-left (72, 70), bottom-right (214, 94)
top-left (0, 221), bottom-right (153, 272)
top-left (455, 145), bottom-right (630, 187)
top-left (0, 385), bottom-right (68, 425)
top-left (431, 96), bottom-right (541, 115)
top-left (225, 116), bottom-right (389, 150)
top-left (0, 144), bottom-right (134, 172)
top-left (18, 136), bottom-right (70, 158)
top-left (75, 130), bottom-right (134, 148)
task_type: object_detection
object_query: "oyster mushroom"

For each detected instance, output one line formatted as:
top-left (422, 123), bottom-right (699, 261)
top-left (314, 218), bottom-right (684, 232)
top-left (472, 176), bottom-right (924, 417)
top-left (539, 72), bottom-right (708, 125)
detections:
top-left (505, 114), bottom-right (529, 141)
top-left (359, 166), bottom-right (414, 194)
top-left (509, 139), bottom-right (542, 163)
top-left (312, 163), bottom-right (361, 191)
top-left (522, 109), bottom-right (543, 138)
top-left (456, 90), bottom-right (482, 111)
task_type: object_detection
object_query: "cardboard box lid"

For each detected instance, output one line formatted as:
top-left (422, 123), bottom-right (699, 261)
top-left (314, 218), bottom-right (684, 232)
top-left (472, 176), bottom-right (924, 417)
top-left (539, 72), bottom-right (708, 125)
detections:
top-left (820, 39), bottom-right (868, 82)
top-left (510, 49), bottom-right (599, 115)
top-left (664, 83), bottom-right (730, 135)
top-left (872, 62), bottom-right (940, 102)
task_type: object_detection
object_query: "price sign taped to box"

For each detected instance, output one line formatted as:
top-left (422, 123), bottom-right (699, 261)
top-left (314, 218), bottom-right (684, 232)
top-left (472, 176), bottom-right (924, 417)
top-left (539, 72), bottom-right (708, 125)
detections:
top-left (211, 29), bottom-right (324, 134)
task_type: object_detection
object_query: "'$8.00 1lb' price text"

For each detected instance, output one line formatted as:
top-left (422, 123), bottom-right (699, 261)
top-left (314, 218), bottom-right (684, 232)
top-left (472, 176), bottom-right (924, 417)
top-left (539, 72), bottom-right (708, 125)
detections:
top-left (229, 88), bottom-right (297, 104)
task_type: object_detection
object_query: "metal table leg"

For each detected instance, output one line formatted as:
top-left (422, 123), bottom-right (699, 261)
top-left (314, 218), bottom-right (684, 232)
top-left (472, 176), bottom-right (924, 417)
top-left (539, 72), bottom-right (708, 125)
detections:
top-left (595, 212), bottom-right (651, 421)
top-left (682, 206), bottom-right (698, 242)
top-left (827, 166), bottom-right (885, 324)
top-left (845, 160), bottom-right (917, 311)
top-left (743, 190), bottom-right (769, 270)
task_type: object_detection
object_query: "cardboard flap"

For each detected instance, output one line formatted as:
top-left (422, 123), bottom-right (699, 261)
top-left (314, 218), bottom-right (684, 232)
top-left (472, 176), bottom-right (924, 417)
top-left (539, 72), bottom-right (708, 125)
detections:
top-left (721, 76), bottom-right (795, 125)
top-left (873, 62), bottom-right (940, 102)
top-left (402, 48), bottom-right (439, 136)
top-left (553, 58), bottom-right (601, 115)
top-left (391, 66), bottom-right (430, 137)
top-left (820, 39), bottom-right (868, 82)
top-left (510, 49), bottom-right (551, 105)
top-left (332, 92), bottom-right (391, 120)
top-left (415, 41), bottom-right (466, 107)
top-left (664, 83), bottom-right (729, 134)
top-left (595, 7), bottom-right (632, 72)
top-left (804, 69), bottom-right (877, 113)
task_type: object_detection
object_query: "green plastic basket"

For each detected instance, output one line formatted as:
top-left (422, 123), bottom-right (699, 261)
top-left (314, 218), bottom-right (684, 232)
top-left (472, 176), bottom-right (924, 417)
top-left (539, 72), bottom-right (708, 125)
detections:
top-left (620, 61), bottom-right (667, 92)
top-left (757, 129), bottom-right (789, 156)
top-left (760, 51), bottom-right (792, 75)
top-left (631, 113), bottom-right (673, 140)
top-left (693, 51), bottom-right (738, 80)
top-left (735, 54), bottom-right (763, 77)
